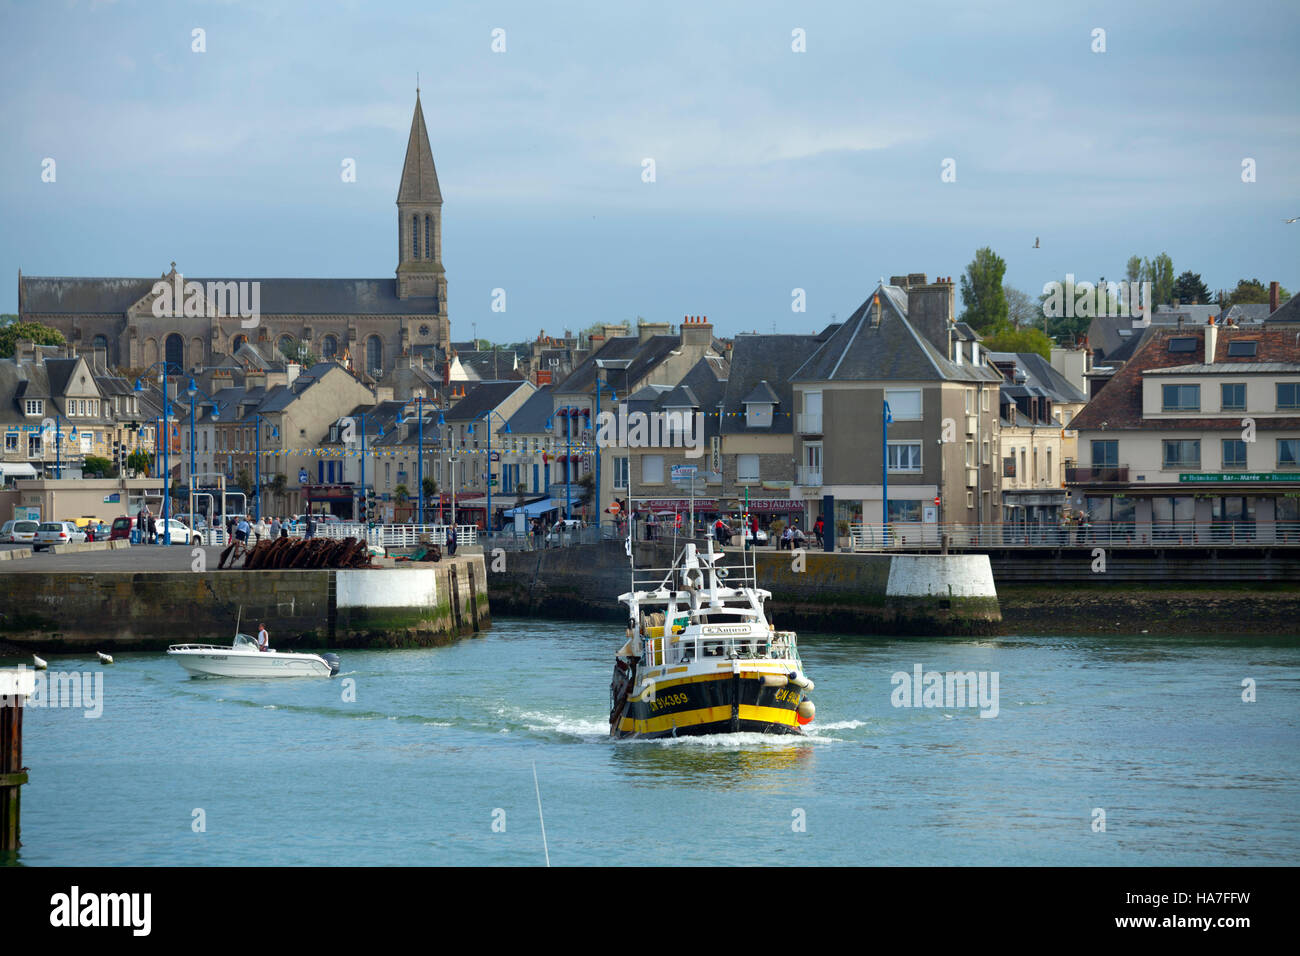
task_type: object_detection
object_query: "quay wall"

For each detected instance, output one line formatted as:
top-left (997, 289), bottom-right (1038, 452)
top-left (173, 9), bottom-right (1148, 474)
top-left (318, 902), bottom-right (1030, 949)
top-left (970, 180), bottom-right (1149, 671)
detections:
top-left (490, 541), bottom-right (1001, 636)
top-left (0, 555), bottom-right (489, 653)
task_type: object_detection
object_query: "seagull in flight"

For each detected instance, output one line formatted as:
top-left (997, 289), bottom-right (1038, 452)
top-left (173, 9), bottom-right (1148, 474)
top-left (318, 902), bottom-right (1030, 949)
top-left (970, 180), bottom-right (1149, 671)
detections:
top-left (1033, 237), bottom-right (1041, 248)
top-left (1285, 217), bottom-right (1299, 223)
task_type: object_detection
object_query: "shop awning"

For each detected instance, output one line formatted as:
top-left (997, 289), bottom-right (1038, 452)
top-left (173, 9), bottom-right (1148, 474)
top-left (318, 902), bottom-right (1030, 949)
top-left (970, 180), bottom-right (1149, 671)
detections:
top-left (0, 462), bottom-right (38, 478)
top-left (503, 498), bottom-right (560, 518)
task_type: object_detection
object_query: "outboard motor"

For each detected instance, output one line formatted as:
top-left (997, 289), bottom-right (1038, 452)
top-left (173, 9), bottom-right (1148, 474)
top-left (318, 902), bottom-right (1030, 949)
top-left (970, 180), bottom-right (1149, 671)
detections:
top-left (322, 653), bottom-right (341, 677)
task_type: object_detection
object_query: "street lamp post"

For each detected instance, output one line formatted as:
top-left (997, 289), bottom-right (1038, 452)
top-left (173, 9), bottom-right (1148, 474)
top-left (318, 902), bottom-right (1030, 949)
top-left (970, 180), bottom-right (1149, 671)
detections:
top-left (40, 414), bottom-right (76, 480)
top-left (882, 399), bottom-right (893, 546)
top-left (547, 410), bottom-right (575, 520)
top-left (470, 409), bottom-right (512, 538)
top-left (135, 362), bottom-right (182, 545)
top-left (184, 378), bottom-right (219, 535)
top-left (251, 413), bottom-right (279, 522)
top-left (397, 397), bottom-right (430, 524)
top-left (592, 380), bottom-right (617, 534)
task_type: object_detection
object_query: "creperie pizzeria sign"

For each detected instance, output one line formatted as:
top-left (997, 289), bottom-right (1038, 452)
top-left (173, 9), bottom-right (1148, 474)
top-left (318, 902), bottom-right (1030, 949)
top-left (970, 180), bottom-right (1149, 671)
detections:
top-left (636, 498), bottom-right (801, 512)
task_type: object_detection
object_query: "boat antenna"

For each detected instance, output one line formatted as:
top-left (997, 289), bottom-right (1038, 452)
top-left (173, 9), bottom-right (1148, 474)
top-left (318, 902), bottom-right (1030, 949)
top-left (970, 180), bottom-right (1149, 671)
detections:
top-left (234, 603), bottom-right (242, 639)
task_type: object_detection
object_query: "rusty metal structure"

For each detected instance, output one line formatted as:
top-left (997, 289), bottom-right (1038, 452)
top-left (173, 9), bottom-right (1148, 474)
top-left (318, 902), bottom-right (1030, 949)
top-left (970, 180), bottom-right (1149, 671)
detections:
top-left (219, 536), bottom-right (377, 570)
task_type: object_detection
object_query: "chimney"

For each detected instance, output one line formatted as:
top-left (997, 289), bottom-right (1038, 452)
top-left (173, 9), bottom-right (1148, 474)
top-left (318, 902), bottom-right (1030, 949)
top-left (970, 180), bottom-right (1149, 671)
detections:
top-left (1270, 281), bottom-right (1280, 312)
top-left (905, 274), bottom-right (958, 358)
top-left (637, 319), bottom-right (671, 343)
top-left (1205, 316), bottom-right (1218, 364)
top-left (680, 314), bottom-right (713, 349)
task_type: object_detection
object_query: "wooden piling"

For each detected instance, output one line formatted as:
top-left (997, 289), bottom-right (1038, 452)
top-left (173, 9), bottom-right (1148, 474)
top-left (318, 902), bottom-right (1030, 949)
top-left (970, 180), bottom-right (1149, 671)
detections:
top-left (1, 669), bottom-right (33, 853)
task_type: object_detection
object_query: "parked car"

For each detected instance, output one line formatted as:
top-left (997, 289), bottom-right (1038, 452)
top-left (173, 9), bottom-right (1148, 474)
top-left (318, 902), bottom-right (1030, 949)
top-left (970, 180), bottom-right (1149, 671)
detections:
top-left (545, 518), bottom-right (586, 544)
top-left (33, 521), bottom-right (88, 551)
top-left (175, 513), bottom-right (208, 531)
top-left (1, 519), bottom-right (40, 544)
top-left (109, 516), bottom-right (134, 541)
top-left (156, 518), bottom-right (202, 546)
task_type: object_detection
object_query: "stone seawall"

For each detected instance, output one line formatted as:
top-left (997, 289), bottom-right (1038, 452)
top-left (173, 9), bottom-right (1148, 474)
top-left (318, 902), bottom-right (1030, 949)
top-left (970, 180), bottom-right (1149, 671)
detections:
top-left (0, 555), bottom-right (489, 652)
top-left (490, 540), bottom-right (1001, 636)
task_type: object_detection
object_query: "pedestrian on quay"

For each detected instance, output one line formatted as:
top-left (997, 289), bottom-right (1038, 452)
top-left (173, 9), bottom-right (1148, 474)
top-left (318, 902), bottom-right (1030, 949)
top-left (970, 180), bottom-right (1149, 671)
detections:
top-left (234, 516), bottom-right (251, 546)
top-left (446, 525), bottom-right (457, 557)
top-left (305, 511), bottom-right (316, 539)
top-left (270, 516), bottom-right (281, 540)
top-left (814, 515), bottom-right (825, 549)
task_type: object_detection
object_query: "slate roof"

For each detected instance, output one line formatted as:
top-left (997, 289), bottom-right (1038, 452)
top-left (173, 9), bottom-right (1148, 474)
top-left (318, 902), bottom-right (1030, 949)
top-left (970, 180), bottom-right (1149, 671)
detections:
top-left (556, 334), bottom-right (712, 396)
top-left (1071, 326), bottom-right (1300, 432)
top-left (443, 380), bottom-right (532, 423)
top-left (20, 276), bottom-right (438, 316)
top-left (1266, 292), bottom-right (1300, 324)
top-left (986, 351), bottom-right (1088, 404)
top-left (791, 283), bottom-right (1000, 384)
top-left (721, 333), bottom-right (823, 436)
top-left (504, 386), bottom-right (554, 435)
top-left (742, 381), bottom-right (781, 404)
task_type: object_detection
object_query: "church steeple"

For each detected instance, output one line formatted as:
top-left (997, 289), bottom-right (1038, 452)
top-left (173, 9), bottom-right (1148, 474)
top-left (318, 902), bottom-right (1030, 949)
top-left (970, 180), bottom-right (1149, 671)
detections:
top-left (392, 89), bottom-right (449, 348)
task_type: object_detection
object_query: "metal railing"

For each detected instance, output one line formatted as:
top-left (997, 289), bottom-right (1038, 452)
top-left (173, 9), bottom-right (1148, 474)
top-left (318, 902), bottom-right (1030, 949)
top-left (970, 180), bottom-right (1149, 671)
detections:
top-left (1065, 465), bottom-right (1130, 483)
top-left (847, 521), bottom-right (1300, 550)
top-left (796, 412), bottom-right (823, 434)
top-left (202, 523), bottom-right (479, 549)
top-left (797, 466), bottom-right (823, 487)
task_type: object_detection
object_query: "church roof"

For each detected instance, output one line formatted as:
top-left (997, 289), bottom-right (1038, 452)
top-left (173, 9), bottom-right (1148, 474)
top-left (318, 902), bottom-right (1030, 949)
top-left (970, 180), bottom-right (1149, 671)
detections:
top-left (397, 93), bottom-right (442, 205)
top-left (20, 276), bottom-right (439, 316)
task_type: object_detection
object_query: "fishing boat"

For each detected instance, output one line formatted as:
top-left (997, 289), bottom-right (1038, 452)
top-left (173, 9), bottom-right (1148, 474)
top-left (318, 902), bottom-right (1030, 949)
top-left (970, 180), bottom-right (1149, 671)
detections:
top-left (609, 538), bottom-right (815, 739)
top-left (167, 609), bottom-right (340, 678)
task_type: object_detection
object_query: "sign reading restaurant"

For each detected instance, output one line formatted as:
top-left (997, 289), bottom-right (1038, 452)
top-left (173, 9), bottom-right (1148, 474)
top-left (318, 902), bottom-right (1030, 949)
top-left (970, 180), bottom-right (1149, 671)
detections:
top-left (1179, 473), bottom-right (1300, 483)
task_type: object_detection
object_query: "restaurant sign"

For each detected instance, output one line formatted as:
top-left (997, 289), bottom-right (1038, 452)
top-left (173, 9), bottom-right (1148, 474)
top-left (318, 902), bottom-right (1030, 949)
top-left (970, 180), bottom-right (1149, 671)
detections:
top-left (1179, 473), bottom-right (1300, 483)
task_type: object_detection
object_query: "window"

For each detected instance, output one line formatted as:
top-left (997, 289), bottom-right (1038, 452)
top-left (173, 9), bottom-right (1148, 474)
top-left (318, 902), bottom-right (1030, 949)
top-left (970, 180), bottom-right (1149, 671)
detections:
top-left (424, 215), bottom-right (432, 260)
top-left (1002, 455), bottom-right (1015, 478)
top-left (1279, 439), bottom-right (1300, 469)
top-left (745, 403), bottom-right (773, 428)
top-left (1162, 384), bottom-right (1200, 411)
top-left (24, 399), bottom-right (42, 416)
top-left (1221, 382), bottom-right (1246, 411)
top-left (982, 439), bottom-right (990, 465)
top-left (1162, 439), bottom-right (1200, 469)
top-left (1168, 337), bottom-right (1197, 353)
top-left (887, 442), bottom-right (921, 473)
top-left (884, 388), bottom-right (922, 421)
top-left (4, 433), bottom-right (17, 452)
top-left (27, 435), bottom-right (41, 457)
top-left (981, 389), bottom-right (990, 412)
top-left (1046, 447), bottom-right (1052, 480)
top-left (613, 456), bottom-right (629, 489)
top-left (965, 440), bottom-right (975, 468)
top-left (964, 389), bottom-right (975, 415)
top-left (642, 454), bottom-right (664, 484)
top-left (412, 216), bottom-right (420, 258)
top-left (737, 454), bottom-right (760, 482)
top-left (1092, 440), bottom-right (1118, 467)
top-left (1227, 340), bottom-right (1257, 358)
top-left (887, 500), bottom-right (922, 522)
top-left (1222, 439), bottom-right (1248, 469)
top-left (1278, 383), bottom-right (1300, 410)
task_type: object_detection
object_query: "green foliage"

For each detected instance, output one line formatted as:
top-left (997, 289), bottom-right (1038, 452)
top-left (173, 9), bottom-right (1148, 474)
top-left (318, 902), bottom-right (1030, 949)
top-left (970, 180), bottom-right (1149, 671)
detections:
top-left (394, 483), bottom-right (410, 504)
top-left (235, 466), bottom-right (253, 494)
top-left (1125, 256), bottom-right (1142, 284)
top-left (958, 247), bottom-right (1009, 335)
top-left (421, 477), bottom-right (437, 499)
top-left (1004, 286), bottom-right (1039, 328)
top-left (1171, 270), bottom-right (1211, 305)
top-left (0, 321), bottom-right (65, 358)
top-left (1225, 278), bottom-right (1291, 306)
top-left (980, 325), bottom-right (1055, 359)
top-left (126, 449), bottom-right (151, 475)
top-left (1037, 277), bottom-right (1127, 344)
top-left (575, 472), bottom-right (594, 507)
top-left (1140, 253), bottom-right (1175, 305)
top-left (82, 455), bottom-right (114, 478)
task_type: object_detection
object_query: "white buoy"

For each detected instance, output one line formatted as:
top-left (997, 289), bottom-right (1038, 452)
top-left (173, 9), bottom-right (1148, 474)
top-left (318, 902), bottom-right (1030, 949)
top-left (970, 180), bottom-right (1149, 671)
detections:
top-left (96, 651), bottom-right (114, 665)
top-left (762, 674), bottom-right (789, 688)
top-left (32, 654), bottom-right (48, 670)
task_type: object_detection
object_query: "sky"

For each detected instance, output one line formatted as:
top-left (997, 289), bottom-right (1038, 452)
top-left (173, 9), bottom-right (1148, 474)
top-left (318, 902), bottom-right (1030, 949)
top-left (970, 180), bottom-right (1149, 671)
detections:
top-left (1, 0), bottom-right (1298, 341)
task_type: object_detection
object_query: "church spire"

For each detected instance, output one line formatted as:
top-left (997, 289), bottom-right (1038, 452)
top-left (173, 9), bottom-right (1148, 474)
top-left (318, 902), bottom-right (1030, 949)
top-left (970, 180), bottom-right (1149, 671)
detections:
top-left (397, 92), bottom-right (442, 204)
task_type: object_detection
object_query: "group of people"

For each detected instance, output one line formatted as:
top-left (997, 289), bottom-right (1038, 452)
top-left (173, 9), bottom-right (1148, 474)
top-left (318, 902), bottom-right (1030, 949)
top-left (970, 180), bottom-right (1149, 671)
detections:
top-left (225, 515), bottom-right (299, 546)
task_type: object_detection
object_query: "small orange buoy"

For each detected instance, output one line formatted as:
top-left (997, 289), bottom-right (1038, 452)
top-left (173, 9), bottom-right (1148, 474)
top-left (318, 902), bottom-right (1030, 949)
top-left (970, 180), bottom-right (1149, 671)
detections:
top-left (796, 699), bottom-right (815, 725)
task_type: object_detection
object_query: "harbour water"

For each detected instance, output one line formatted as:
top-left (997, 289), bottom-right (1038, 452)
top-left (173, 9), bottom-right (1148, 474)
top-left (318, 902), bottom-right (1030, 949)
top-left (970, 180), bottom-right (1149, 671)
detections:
top-left (7, 618), bottom-right (1299, 866)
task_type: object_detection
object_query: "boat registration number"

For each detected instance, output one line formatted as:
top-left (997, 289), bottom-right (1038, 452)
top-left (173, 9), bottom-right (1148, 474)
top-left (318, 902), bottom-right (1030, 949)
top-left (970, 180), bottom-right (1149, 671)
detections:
top-left (649, 692), bottom-right (689, 711)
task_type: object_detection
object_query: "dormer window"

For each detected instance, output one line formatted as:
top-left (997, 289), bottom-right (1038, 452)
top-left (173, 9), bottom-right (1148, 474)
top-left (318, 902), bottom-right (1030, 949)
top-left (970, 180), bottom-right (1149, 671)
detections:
top-left (24, 399), bottom-right (43, 416)
top-left (746, 402), bottom-right (773, 427)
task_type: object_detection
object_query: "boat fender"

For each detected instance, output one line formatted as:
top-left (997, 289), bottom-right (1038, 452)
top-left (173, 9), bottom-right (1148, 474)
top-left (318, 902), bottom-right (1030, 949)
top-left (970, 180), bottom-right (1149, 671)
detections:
top-left (788, 673), bottom-right (815, 692)
top-left (762, 674), bottom-right (789, 688)
top-left (796, 699), bottom-right (816, 725)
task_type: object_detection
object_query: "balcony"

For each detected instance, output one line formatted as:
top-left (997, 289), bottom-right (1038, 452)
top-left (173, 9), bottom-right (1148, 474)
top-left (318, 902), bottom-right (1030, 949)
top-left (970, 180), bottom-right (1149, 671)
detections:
top-left (1065, 464), bottom-right (1130, 484)
top-left (797, 466), bottom-right (823, 487)
top-left (796, 413), bottom-right (823, 435)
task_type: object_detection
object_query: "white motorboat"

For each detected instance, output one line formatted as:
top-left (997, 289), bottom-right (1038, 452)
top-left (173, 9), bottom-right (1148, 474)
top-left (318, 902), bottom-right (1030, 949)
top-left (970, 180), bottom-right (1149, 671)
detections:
top-left (167, 633), bottom-right (340, 679)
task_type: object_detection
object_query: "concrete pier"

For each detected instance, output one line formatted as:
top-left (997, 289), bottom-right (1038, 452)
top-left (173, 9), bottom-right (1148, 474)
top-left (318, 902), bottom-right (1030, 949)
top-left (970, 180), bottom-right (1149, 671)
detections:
top-left (0, 547), bottom-right (489, 652)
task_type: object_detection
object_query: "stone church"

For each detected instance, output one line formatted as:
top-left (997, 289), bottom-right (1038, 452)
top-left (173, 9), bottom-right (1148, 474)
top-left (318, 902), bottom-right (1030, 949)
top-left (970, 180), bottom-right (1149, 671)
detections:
top-left (17, 94), bottom-right (451, 380)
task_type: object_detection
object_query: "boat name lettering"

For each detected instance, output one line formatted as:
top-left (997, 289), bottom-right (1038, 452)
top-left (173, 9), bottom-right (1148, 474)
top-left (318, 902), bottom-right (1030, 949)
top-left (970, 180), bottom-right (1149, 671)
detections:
top-left (774, 687), bottom-right (800, 703)
top-left (702, 625), bottom-right (750, 635)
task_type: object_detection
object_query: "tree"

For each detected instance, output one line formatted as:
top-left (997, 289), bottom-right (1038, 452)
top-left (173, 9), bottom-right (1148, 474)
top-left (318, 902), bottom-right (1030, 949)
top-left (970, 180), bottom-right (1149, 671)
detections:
top-left (82, 455), bottom-right (114, 478)
top-left (235, 466), bottom-right (253, 495)
top-left (0, 321), bottom-right (65, 358)
top-left (1004, 286), bottom-right (1039, 328)
top-left (959, 247), bottom-right (1009, 335)
top-left (267, 473), bottom-right (287, 512)
top-left (394, 484), bottom-right (410, 519)
top-left (1171, 270), bottom-right (1211, 305)
top-left (126, 449), bottom-right (151, 476)
top-left (1226, 278), bottom-right (1292, 306)
top-left (980, 325), bottom-right (1054, 360)
top-left (1140, 253), bottom-right (1175, 306)
top-left (1124, 256), bottom-right (1142, 284)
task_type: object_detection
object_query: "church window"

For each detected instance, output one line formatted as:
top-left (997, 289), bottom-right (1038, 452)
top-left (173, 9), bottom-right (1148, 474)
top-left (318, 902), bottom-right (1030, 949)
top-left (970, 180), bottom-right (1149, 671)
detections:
top-left (412, 216), bottom-right (420, 259)
top-left (425, 216), bottom-right (432, 259)
top-left (367, 336), bottom-right (383, 376)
